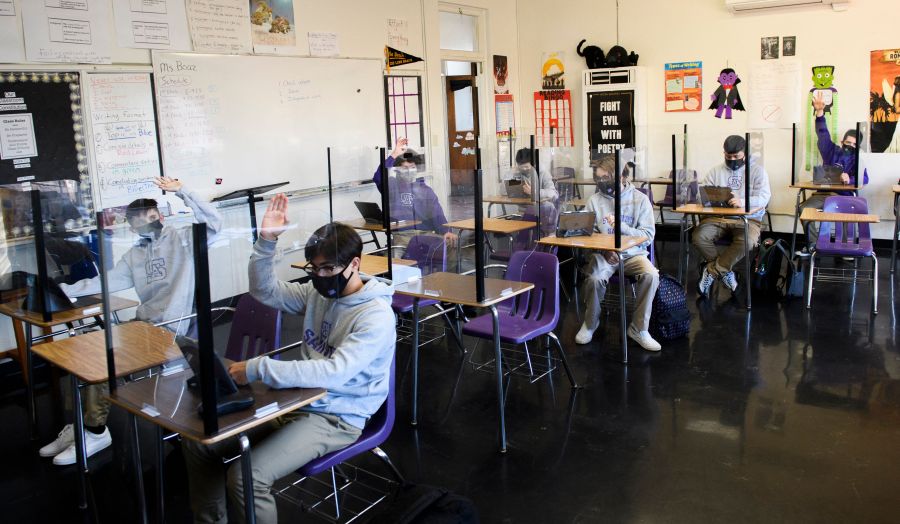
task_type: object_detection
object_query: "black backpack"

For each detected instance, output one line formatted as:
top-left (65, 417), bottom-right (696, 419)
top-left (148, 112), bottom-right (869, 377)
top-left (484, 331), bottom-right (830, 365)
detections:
top-left (751, 238), bottom-right (804, 301)
top-left (649, 274), bottom-right (691, 341)
top-left (370, 484), bottom-right (479, 524)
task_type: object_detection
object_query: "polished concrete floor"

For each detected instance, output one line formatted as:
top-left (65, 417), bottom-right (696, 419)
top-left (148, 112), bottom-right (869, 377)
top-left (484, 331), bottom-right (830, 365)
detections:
top-left (1, 240), bottom-right (899, 523)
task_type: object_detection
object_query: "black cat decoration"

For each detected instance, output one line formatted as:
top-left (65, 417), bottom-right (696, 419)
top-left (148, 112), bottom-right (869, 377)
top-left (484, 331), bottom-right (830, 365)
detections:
top-left (577, 40), bottom-right (639, 69)
top-left (577, 39), bottom-right (606, 69)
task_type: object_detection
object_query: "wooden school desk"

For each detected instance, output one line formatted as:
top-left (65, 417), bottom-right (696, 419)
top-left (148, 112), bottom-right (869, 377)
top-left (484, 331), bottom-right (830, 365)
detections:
top-left (291, 254), bottom-right (416, 277)
top-left (483, 195), bottom-right (553, 218)
top-left (393, 272), bottom-right (532, 452)
top-left (337, 218), bottom-right (422, 249)
top-left (537, 233), bottom-right (647, 363)
top-left (892, 185), bottom-right (900, 273)
top-left (30, 321), bottom-right (180, 511)
top-left (788, 181), bottom-right (860, 255)
top-left (443, 217), bottom-right (538, 269)
top-left (675, 204), bottom-right (763, 309)
top-left (0, 295), bottom-right (138, 439)
top-left (109, 363), bottom-right (326, 523)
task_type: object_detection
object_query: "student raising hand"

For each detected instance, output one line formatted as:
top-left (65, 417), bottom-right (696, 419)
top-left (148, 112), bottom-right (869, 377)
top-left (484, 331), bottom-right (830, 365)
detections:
top-left (154, 176), bottom-right (182, 192)
top-left (812, 92), bottom-right (826, 117)
top-left (390, 137), bottom-right (409, 159)
top-left (260, 193), bottom-right (290, 241)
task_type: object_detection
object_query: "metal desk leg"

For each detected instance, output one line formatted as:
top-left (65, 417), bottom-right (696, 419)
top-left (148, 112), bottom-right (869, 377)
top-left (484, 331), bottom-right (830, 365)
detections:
top-left (25, 325), bottom-right (36, 440)
top-left (371, 231), bottom-right (381, 250)
top-left (619, 256), bottom-right (628, 364)
top-left (156, 425), bottom-right (165, 524)
top-left (677, 214), bottom-right (687, 284)
top-left (455, 228), bottom-right (462, 272)
top-left (790, 189), bottom-right (803, 256)
top-left (72, 375), bottom-right (88, 510)
top-left (891, 193), bottom-right (899, 273)
top-left (490, 306), bottom-right (506, 452)
top-left (239, 434), bottom-right (257, 524)
top-left (410, 298), bottom-right (420, 426)
top-left (743, 217), bottom-right (752, 310)
top-left (129, 413), bottom-right (148, 524)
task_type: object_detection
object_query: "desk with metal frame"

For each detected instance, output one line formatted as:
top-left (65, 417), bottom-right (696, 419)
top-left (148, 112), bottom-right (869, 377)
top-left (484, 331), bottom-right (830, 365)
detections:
top-left (675, 204), bottom-right (763, 310)
top-left (337, 218), bottom-right (422, 249)
top-left (29, 321), bottom-right (180, 511)
top-left (291, 254), bottom-right (415, 277)
top-left (444, 217), bottom-right (538, 269)
top-left (788, 182), bottom-right (860, 256)
top-left (537, 233), bottom-right (647, 363)
top-left (393, 272), bottom-right (532, 453)
top-left (891, 185), bottom-right (900, 273)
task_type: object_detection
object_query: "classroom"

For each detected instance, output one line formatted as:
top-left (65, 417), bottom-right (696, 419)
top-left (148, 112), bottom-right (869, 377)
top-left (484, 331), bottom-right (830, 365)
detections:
top-left (1, 0), bottom-right (899, 522)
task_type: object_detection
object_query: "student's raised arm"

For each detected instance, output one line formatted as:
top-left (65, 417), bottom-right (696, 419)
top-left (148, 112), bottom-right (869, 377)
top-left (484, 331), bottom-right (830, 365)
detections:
top-left (249, 194), bottom-right (309, 315)
top-left (372, 138), bottom-right (407, 190)
top-left (154, 177), bottom-right (223, 236)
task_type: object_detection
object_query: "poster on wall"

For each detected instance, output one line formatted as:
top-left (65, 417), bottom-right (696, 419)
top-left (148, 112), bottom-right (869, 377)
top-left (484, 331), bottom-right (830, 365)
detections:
top-left (783, 36), bottom-right (796, 57)
top-left (541, 51), bottom-right (565, 90)
top-left (586, 90), bottom-right (634, 156)
top-left (21, 0), bottom-right (113, 63)
top-left (386, 18), bottom-right (409, 49)
top-left (185, 0), bottom-right (251, 54)
top-left (0, 1), bottom-right (26, 63)
top-left (664, 61), bottom-right (703, 112)
top-left (748, 59), bottom-right (801, 129)
top-left (761, 37), bottom-right (779, 60)
top-left (112, 0), bottom-right (192, 50)
top-left (534, 90), bottom-right (573, 147)
top-left (869, 49), bottom-right (900, 153)
top-left (249, 0), bottom-right (297, 55)
top-left (493, 55), bottom-right (509, 94)
top-left (495, 94), bottom-right (515, 136)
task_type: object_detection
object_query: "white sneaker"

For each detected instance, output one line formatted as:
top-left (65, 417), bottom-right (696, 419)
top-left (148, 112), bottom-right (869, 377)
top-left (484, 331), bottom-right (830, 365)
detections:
top-left (627, 325), bottom-right (662, 352)
top-left (697, 265), bottom-right (716, 298)
top-left (39, 424), bottom-right (74, 457)
top-left (52, 427), bottom-right (112, 466)
top-left (721, 271), bottom-right (738, 293)
top-left (575, 323), bottom-right (596, 344)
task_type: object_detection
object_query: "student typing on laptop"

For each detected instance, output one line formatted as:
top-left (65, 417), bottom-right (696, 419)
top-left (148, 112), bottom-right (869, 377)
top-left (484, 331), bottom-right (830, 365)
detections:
top-left (694, 135), bottom-right (771, 298)
top-left (575, 155), bottom-right (660, 351)
top-left (797, 92), bottom-right (870, 255)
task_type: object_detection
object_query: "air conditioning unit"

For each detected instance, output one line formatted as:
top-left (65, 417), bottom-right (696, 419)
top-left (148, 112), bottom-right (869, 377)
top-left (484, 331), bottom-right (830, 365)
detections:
top-left (725, 0), bottom-right (848, 13)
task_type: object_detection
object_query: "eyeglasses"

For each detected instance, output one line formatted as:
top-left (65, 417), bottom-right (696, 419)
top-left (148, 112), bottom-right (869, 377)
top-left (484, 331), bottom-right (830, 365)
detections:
top-left (301, 263), bottom-right (344, 277)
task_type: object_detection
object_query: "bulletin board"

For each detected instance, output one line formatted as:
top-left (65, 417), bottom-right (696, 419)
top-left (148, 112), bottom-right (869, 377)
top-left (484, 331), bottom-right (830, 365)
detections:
top-left (534, 90), bottom-right (573, 147)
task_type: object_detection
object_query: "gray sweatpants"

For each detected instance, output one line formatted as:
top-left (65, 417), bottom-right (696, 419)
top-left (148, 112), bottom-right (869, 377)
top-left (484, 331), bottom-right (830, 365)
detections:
top-left (182, 411), bottom-right (361, 524)
top-left (581, 253), bottom-right (659, 332)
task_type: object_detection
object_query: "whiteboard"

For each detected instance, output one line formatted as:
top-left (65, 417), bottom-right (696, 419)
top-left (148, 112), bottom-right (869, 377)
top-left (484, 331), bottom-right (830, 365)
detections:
top-left (84, 72), bottom-right (163, 209)
top-left (152, 52), bottom-right (386, 200)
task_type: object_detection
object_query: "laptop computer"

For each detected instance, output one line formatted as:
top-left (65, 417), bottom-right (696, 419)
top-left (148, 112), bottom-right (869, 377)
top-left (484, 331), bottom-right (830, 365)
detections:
top-left (698, 186), bottom-right (734, 208)
top-left (354, 201), bottom-right (384, 224)
top-left (504, 178), bottom-right (527, 198)
top-left (176, 336), bottom-right (255, 415)
top-left (556, 211), bottom-right (595, 238)
top-left (19, 271), bottom-right (102, 314)
top-left (813, 164), bottom-right (845, 185)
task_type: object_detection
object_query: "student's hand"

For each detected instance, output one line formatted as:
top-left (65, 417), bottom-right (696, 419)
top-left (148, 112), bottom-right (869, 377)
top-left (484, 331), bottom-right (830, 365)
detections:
top-left (602, 250), bottom-right (619, 265)
top-left (604, 213), bottom-right (616, 231)
top-left (228, 361), bottom-right (250, 386)
top-left (444, 231), bottom-right (458, 248)
top-left (728, 197), bottom-right (744, 208)
top-left (840, 173), bottom-right (850, 184)
top-left (390, 137), bottom-right (409, 159)
top-left (260, 193), bottom-right (290, 241)
top-left (522, 180), bottom-right (532, 196)
top-left (812, 93), bottom-right (826, 117)
top-left (154, 176), bottom-right (182, 192)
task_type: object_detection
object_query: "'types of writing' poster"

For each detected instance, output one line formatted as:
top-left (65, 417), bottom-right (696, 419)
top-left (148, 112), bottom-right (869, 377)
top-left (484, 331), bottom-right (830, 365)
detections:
top-left (86, 73), bottom-right (162, 209)
top-left (21, 0), bottom-right (112, 64)
top-left (186, 0), bottom-right (251, 54)
top-left (112, 0), bottom-right (192, 50)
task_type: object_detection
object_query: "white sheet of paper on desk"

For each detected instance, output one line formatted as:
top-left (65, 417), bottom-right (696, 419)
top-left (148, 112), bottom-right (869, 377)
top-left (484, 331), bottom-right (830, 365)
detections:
top-left (254, 402), bottom-right (279, 419)
top-left (141, 403), bottom-right (161, 418)
top-left (423, 290), bottom-right (440, 297)
top-left (500, 287), bottom-right (513, 296)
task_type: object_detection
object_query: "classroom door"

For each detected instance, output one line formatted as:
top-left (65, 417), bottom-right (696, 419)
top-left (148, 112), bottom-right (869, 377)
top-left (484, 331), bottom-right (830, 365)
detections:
top-left (445, 75), bottom-right (479, 196)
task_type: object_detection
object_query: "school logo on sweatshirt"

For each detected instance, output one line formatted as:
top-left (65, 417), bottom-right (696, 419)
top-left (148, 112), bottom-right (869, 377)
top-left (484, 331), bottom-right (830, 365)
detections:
top-left (727, 173), bottom-right (742, 190)
top-left (304, 320), bottom-right (336, 357)
top-left (400, 193), bottom-right (414, 206)
top-left (603, 215), bottom-right (634, 234)
top-left (145, 257), bottom-right (167, 283)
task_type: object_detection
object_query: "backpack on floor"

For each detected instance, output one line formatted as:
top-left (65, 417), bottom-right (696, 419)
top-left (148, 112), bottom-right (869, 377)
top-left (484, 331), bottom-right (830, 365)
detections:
top-left (649, 274), bottom-right (691, 341)
top-left (751, 238), bottom-right (804, 301)
top-left (370, 484), bottom-right (479, 524)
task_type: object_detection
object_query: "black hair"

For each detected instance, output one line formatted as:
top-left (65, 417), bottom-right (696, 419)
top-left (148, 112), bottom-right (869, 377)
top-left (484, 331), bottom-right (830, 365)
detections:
top-left (399, 149), bottom-right (424, 167)
top-left (723, 135), bottom-right (746, 154)
top-left (843, 129), bottom-right (862, 143)
top-left (304, 222), bottom-right (362, 266)
top-left (515, 148), bottom-right (533, 165)
top-left (125, 198), bottom-right (159, 222)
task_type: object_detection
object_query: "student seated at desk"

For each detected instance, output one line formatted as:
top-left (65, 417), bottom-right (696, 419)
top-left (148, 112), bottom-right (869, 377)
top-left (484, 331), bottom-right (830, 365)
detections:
top-left (183, 194), bottom-right (395, 524)
top-left (575, 155), bottom-right (661, 351)
top-left (373, 137), bottom-right (457, 249)
top-left (797, 92), bottom-right (870, 255)
top-left (694, 135), bottom-right (771, 298)
top-left (38, 177), bottom-right (222, 466)
top-left (513, 147), bottom-right (560, 233)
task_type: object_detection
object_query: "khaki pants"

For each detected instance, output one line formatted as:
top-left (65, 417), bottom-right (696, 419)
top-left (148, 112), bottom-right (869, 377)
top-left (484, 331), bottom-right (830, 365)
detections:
top-left (581, 253), bottom-right (659, 332)
top-left (182, 411), bottom-right (361, 524)
top-left (62, 382), bottom-right (109, 428)
top-left (692, 217), bottom-right (762, 275)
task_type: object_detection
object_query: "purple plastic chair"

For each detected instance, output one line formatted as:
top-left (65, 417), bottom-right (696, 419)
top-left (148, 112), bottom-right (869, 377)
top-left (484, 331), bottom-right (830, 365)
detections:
top-left (462, 250), bottom-right (577, 386)
top-left (223, 294), bottom-right (282, 362)
top-left (293, 355), bottom-right (404, 519)
top-left (391, 234), bottom-right (446, 314)
top-left (807, 196), bottom-right (878, 313)
top-left (489, 213), bottom-right (538, 263)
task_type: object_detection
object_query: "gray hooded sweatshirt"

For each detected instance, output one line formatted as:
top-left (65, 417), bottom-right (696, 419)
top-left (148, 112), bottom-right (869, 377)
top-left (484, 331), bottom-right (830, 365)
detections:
top-left (60, 188), bottom-right (223, 335)
top-left (584, 182), bottom-right (655, 259)
top-left (245, 238), bottom-right (396, 429)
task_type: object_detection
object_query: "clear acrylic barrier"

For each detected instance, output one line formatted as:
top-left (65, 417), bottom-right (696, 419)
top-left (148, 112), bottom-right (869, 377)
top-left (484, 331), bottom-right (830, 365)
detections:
top-left (798, 117), bottom-right (865, 188)
top-left (326, 145), bottom-right (382, 227)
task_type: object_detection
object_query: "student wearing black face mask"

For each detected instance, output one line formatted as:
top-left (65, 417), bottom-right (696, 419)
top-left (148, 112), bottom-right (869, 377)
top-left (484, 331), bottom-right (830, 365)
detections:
top-left (796, 92), bottom-right (871, 255)
top-left (41, 177), bottom-right (222, 467)
top-left (184, 195), bottom-right (395, 524)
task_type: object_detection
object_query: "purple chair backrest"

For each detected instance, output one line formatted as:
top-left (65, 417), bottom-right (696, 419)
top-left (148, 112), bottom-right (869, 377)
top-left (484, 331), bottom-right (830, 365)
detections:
top-left (224, 294), bottom-right (282, 362)
top-left (819, 196), bottom-right (870, 245)
top-left (501, 250), bottom-right (560, 328)
top-left (403, 234), bottom-right (447, 275)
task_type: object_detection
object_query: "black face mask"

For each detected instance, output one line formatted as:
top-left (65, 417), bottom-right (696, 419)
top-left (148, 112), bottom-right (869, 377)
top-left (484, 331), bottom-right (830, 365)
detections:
top-left (726, 158), bottom-right (745, 171)
top-left (595, 179), bottom-right (616, 196)
top-left (134, 219), bottom-right (163, 239)
top-left (842, 144), bottom-right (856, 155)
top-left (311, 266), bottom-right (352, 299)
